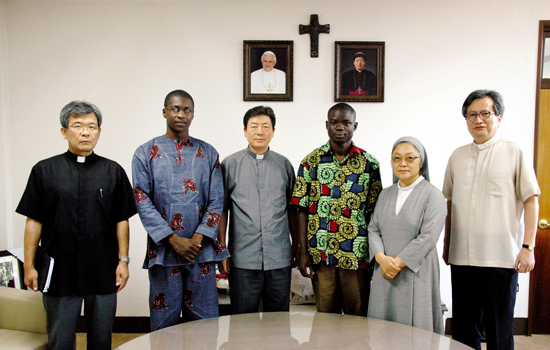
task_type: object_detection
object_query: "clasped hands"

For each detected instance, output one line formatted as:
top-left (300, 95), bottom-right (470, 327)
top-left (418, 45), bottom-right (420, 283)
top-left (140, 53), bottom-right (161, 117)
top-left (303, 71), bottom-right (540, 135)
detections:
top-left (375, 252), bottom-right (404, 280)
top-left (168, 233), bottom-right (203, 264)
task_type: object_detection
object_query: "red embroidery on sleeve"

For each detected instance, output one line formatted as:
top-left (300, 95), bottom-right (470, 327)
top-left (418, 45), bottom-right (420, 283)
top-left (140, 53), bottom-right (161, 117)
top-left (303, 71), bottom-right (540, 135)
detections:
top-left (214, 240), bottom-right (228, 255)
top-left (206, 211), bottom-right (221, 227)
top-left (195, 147), bottom-right (206, 159)
top-left (134, 187), bottom-right (148, 203)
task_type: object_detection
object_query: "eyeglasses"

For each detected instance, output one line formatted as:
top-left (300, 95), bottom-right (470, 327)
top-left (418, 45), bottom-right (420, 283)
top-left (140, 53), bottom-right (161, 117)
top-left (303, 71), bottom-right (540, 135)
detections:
top-left (465, 111), bottom-right (495, 121)
top-left (392, 156), bottom-right (420, 164)
top-left (165, 106), bottom-right (194, 116)
top-left (68, 125), bottom-right (99, 133)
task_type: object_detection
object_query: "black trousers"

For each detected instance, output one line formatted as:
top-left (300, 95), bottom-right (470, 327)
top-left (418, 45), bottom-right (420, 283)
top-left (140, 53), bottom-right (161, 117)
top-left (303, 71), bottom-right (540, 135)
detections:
top-left (229, 266), bottom-right (292, 314)
top-left (43, 293), bottom-right (116, 350)
top-left (451, 265), bottom-right (518, 350)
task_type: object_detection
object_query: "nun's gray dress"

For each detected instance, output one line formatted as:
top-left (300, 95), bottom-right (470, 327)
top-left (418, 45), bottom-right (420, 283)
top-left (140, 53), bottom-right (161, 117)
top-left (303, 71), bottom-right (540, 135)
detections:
top-left (367, 179), bottom-right (446, 334)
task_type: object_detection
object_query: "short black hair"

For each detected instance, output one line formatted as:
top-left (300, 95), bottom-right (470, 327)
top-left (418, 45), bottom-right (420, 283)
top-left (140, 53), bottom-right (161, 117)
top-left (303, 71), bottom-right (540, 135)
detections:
top-left (462, 90), bottom-right (504, 118)
top-left (243, 106), bottom-right (276, 128)
top-left (328, 103), bottom-right (356, 120)
top-left (59, 101), bottom-right (102, 128)
top-left (164, 90), bottom-right (194, 107)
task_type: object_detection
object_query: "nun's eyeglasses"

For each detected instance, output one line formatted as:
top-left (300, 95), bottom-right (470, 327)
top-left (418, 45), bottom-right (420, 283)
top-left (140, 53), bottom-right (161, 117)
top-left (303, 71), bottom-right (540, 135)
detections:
top-left (392, 156), bottom-right (420, 164)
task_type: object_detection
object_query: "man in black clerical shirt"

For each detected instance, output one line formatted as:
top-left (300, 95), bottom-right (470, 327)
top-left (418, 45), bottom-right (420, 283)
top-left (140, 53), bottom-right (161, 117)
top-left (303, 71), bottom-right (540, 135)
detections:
top-left (16, 101), bottom-right (137, 350)
top-left (341, 52), bottom-right (378, 96)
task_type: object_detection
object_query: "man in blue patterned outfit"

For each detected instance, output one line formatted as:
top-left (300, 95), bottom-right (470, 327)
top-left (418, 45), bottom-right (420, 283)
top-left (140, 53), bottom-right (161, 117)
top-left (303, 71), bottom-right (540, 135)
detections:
top-left (132, 90), bottom-right (229, 331)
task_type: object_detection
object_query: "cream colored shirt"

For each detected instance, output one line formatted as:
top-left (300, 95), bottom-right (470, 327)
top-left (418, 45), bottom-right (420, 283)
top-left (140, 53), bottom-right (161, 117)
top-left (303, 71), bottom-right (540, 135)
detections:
top-left (443, 135), bottom-right (540, 268)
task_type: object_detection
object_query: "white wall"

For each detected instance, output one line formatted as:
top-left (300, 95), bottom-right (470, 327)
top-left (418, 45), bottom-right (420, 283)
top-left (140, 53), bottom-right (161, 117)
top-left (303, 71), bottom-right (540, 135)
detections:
top-left (1, 0), bottom-right (549, 318)
top-left (0, 0), bottom-right (11, 250)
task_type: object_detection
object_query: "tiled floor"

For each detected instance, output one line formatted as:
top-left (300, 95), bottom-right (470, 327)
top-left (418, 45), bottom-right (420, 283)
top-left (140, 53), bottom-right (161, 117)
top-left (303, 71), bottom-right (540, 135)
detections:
top-left (484, 335), bottom-right (550, 350)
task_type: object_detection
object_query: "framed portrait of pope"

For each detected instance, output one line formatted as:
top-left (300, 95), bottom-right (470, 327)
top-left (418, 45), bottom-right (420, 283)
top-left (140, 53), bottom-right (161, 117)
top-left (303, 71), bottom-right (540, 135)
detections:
top-left (335, 41), bottom-right (385, 102)
top-left (244, 40), bottom-right (293, 101)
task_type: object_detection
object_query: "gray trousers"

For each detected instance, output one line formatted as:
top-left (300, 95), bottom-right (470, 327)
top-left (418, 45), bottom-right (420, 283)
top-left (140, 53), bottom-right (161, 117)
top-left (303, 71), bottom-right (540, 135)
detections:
top-left (43, 293), bottom-right (117, 350)
top-left (229, 266), bottom-right (292, 314)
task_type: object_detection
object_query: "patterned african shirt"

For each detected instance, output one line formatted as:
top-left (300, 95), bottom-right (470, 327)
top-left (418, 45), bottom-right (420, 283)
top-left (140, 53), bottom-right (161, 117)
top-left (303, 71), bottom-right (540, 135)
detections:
top-left (132, 135), bottom-right (229, 269)
top-left (291, 141), bottom-right (382, 270)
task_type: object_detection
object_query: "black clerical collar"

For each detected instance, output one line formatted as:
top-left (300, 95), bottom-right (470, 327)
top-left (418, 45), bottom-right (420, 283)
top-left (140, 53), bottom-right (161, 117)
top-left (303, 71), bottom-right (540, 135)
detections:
top-left (65, 150), bottom-right (97, 164)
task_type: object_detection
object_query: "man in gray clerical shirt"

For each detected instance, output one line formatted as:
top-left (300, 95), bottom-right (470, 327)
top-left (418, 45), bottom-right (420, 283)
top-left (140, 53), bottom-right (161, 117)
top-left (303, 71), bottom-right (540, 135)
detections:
top-left (218, 106), bottom-right (297, 314)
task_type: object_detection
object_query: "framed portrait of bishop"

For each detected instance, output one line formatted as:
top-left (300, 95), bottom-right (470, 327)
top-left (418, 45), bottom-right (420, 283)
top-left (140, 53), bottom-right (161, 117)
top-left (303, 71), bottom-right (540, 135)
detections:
top-left (335, 41), bottom-right (385, 102)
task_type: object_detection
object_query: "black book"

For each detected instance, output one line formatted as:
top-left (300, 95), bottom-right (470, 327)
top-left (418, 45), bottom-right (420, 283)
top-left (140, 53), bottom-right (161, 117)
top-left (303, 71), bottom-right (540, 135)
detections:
top-left (33, 246), bottom-right (54, 293)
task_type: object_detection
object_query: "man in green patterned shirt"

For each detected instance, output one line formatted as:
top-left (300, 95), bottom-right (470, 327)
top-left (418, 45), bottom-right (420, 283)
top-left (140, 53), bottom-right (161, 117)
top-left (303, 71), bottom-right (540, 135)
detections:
top-left (291, 103), bottom-right (382, 316)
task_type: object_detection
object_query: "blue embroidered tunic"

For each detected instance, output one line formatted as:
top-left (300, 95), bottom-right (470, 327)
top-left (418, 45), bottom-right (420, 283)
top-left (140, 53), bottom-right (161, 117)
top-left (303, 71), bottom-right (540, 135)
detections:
top-left (132, 136), bottom-right (229, 268)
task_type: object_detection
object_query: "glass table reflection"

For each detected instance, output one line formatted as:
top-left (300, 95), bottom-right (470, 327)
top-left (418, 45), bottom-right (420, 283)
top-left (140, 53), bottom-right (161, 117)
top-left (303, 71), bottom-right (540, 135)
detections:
top-left (115, 311), bottom-right (472, 350)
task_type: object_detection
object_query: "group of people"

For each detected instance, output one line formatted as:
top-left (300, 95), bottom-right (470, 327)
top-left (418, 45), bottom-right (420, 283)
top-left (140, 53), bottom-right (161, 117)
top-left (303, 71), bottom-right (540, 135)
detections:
top-left (17, 88), bottom-right (539, 350)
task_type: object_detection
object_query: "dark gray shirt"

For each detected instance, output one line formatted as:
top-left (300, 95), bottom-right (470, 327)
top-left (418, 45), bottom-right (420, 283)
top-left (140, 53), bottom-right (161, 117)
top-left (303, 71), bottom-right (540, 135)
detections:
top-left (221, 148), bottom-right (295, 270)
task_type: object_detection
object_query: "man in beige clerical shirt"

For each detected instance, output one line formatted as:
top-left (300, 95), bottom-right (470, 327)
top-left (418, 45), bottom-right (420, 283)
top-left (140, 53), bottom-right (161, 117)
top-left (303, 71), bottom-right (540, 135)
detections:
top-left (442, 89), bottom-right (540, 350)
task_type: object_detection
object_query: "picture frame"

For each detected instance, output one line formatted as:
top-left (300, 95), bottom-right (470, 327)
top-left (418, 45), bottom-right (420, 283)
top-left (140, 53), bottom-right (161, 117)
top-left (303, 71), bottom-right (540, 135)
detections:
top-left (243, 40), bottom-right (293, 101)
top-left (335, 41), bottom-right (385, 102)
top-left (0, 254), bottom-right (22, 289)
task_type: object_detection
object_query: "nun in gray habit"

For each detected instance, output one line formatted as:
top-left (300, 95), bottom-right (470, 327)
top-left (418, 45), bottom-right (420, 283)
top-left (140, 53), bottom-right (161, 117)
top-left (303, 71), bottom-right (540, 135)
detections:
top-left (367, 136), bottom-right (446, 334)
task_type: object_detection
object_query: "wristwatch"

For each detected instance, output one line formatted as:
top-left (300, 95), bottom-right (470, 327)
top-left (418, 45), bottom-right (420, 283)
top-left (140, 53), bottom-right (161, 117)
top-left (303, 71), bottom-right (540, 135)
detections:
top-left (119, 257), bottom-right (131, 263)
top-left (522, 244), bottom-right (535, 251)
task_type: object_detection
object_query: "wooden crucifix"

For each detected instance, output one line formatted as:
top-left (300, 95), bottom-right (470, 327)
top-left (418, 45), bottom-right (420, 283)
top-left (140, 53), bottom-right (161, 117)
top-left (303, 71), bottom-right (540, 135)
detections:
top-left (299, 14), bottom-right (330, 58)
